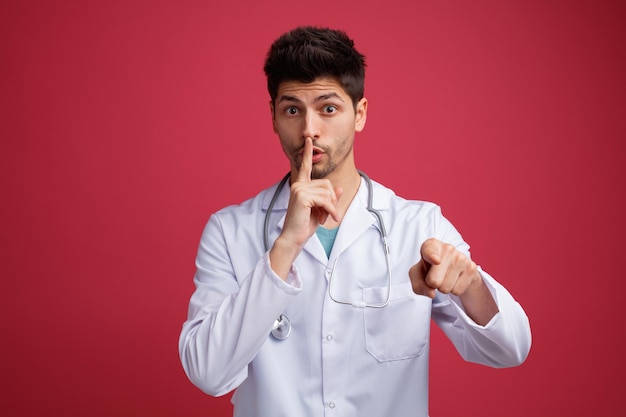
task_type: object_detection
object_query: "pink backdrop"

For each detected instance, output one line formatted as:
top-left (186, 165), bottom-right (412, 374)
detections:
top-left (2, 1), bottom-right (625, 415)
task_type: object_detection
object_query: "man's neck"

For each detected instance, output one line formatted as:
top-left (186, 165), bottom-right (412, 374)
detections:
top-left (321, 169), bottom-right (361, 229)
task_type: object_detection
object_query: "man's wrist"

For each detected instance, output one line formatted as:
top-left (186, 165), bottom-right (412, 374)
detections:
top-left (459, 273), bottom-right (499, 325)
top-left (269, 236), bottom-right (302, 280)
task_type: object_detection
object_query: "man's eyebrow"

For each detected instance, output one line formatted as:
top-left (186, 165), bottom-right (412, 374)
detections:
top-left (315, 93), bottom-right (344, 103)
top-left (277, 95), bottom-right (302, 104)
top-left (277, 92), bottom-right (345, 104)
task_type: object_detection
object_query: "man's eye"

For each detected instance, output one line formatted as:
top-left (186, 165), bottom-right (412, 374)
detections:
top-left (286, 107), bottom-right (298, 115)
top-left (323, 105), bottom-right (338, 114)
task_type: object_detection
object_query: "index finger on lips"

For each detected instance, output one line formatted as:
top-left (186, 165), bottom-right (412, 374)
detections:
top-left (296, 137), bottom-right (313, 183)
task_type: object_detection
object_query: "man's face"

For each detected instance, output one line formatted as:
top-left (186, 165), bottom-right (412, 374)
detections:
top-left (271, 77), bottom-right (367, 180)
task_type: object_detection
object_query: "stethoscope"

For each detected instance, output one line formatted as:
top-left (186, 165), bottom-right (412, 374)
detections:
top-left (265, 170), bottom-right (392, 340)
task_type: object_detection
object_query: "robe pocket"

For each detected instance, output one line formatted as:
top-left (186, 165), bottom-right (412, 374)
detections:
top-left (362, 282), bottom-right (431, 362)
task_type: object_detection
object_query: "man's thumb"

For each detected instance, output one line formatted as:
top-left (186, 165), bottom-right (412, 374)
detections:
top-left (409, 261), bottom-right (436, 298)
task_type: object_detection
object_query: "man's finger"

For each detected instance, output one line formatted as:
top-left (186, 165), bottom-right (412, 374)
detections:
top-left (296, 137), bottom-right (313, 183)
top-left (420, 238), bottom-right (442, 266)
top-left (318, 208), bottom-right (329, 225)
top-left (418, 239), bottom-right (445, 295)
top-left (409, 261), bottom-right (436, 298)
top-left (323, 186), bottom-right (343, 223)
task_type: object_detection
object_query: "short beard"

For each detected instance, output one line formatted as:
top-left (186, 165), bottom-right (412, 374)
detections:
top-left (310, 160), bottom-right (337, 179)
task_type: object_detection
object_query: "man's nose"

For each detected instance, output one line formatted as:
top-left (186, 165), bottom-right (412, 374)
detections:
top-left (302, 112), bottom-right (321, 140)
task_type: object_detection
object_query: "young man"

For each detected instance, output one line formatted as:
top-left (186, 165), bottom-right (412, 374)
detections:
top-left (179, 26), bottom-right (531, 417)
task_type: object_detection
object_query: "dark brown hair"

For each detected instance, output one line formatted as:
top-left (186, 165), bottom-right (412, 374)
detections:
top-left (263, 26), bottom-right (366, 108)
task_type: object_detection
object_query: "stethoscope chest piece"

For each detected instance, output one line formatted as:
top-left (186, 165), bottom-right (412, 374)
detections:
top-left (271, 314), bottom-right (291, 340)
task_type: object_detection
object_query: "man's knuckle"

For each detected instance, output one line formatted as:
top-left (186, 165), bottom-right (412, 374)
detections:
top-left (426, 274), bottom-right (442, 288)
top-left (442, 243), bottom-right (455, 254)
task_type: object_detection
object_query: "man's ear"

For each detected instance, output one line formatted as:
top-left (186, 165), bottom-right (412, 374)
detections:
top-left (269, 101), bottom-right (277, 133)
top-left (355, 98), bottom-right (368, 132)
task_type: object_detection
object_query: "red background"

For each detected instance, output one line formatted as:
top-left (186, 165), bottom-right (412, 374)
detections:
top-left (2, 1), bottom-right (625, 415)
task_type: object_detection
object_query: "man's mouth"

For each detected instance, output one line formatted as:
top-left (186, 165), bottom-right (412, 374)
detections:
top-left (298, 147), bottom-right (325, 161)
top-left (311, 152), bottom-right (323, 163)
top-left (311, 147), bottom-right (324, 163)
